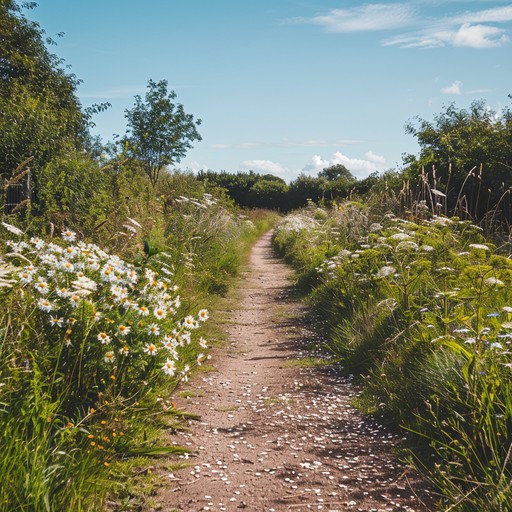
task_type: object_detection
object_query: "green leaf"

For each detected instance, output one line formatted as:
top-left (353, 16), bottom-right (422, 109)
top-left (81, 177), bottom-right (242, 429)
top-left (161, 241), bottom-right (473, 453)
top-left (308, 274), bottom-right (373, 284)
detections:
top-left (124, 445), bottom-right (191, 457)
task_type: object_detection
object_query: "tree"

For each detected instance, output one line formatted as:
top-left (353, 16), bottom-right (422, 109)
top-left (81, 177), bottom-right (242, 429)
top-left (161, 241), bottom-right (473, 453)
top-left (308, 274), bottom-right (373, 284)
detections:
top-left (404, 100), bottom-right (512, 222)
top-left (247, 178), bottom-right (288, 209)
top-left (123, 79), bottom-right (202, 186)
top-left (318, 163), bottom-right (355, 182)
top-left (0, 0), bottom-right (89, 184)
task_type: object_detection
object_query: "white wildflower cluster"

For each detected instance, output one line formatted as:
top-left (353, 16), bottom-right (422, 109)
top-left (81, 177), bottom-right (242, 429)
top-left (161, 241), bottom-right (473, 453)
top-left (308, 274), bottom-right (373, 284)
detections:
top-left (469, 243), bottom-right (490, 251)
top-left (376, 265), bottom-right (396, 278)
top-left (7, 228), bottom-right (209, 379)
top-left (174, 193), bottom-right (218, 209)
top-left (275, 213), bottom-right (319, 233)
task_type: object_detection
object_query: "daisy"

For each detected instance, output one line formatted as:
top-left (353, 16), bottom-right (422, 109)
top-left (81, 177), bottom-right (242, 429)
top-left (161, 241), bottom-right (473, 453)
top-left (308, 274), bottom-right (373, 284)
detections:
top-left (143, 343), bottom-right (158, 356)
top-left (86, 258), bottom-right (100, 271)
top-left (180, 331), bottom-right (191, 345)
top-left (61, 229), bottom-right (77, 242)
top-left (199, 337), bottom-right (208, 348)
top-left (198, 309), bottom-right (209, 322)
top-left (117, 324), bottom-right (131, 337)
top-left (60, 260), bottom-right (75, 272)
top-left (18, 270), bottom-right (33, 283)
top-left (161, 359), bottom-right (176, 376)
top-left (148, 323), bottom-right (161, 336)
top-left (183, 315), bottom-right (198, 329)
top-left (30, 237), bottom-right (46, 250)
top-left (49, 316), bottom-right (64, 327)
top-left (100, 265), bottom-right (115, 282)
top-left (153, 306), bottom-right (167, 320)
top-left (137, 305), bottom-right (150, 316)
top-left (119, 345), bottom-right (130, 356)
top-left (35, 277), bottom-right (49, 294)
top-left (37, 298), bottom-right (54, 312)
top-left (104, 351), bottom-right (115, 364)
top-left (69, 294), bottom-right (81, 308)
top-left (56, 287), bottom-right (71, 298)
top-left (65, 246), bottom-right (79, 258)
top-left (97, 332), bottom-right (111, 345)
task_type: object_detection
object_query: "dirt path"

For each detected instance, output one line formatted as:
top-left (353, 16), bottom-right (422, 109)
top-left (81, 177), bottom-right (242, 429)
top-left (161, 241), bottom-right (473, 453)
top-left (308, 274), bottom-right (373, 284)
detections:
top-left (155, 232), bottom-right (435, 512)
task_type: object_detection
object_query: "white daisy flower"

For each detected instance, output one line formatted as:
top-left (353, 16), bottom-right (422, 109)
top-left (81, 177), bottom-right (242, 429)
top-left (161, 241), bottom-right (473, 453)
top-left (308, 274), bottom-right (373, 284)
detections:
top-left (137, 305), bottom-right (150, 316)
top-left (198, 309), bottom-right (209, 322)
top-left (183, 315), bottom-right (198, 329)
top-left (35, 277), bottom-right (50, 294)
top-left (119, 345), bottom-right (130, 356)
top-left (61, 229), bottom-right (77, 242)
top-left (117, 325), bottom-right (131, 336)
top-left (148, 323), bottom-right (161, 336)
top-left (143, 343), bottom-right (158, 356)
top-left (162, 359), bottom-right (176, 376)
top-left (104, 351), bottom-right (115, 363)
top-left (37, 298), bottom-right (54, 312)
top-left (18, 270), bottom-right (33, 283)
top-left (49, 316), bottom-right (64, 327)
top-left (97, 332), bottom-right (111, 345)
top-left (153, 306), bottom-right (167, 319)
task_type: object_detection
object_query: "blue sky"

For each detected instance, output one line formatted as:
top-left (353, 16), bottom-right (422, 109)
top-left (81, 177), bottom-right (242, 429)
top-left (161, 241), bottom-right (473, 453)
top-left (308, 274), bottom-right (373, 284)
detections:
top-left (28, 1), bottom-right (512, 182)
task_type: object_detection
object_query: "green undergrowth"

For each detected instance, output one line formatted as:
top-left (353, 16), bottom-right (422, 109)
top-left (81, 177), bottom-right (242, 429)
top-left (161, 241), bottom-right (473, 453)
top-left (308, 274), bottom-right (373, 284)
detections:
top-left (273, 201), bottom-right (512, 511)
top-left (0, 172), bottom-right (278, 511)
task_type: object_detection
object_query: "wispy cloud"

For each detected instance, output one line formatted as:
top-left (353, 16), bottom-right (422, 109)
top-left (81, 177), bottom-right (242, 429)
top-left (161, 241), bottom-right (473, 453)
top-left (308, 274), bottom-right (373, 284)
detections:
top-left (302, 4), bottom-right (415, 32)
top-left (210, 138), bottom-right (362, 150)
top-left (441, 80), bottom-right (463, 94)
top-left (385, 22), bottom-right (509, 48)
top-left (296, 2), bottom-right (512, 49)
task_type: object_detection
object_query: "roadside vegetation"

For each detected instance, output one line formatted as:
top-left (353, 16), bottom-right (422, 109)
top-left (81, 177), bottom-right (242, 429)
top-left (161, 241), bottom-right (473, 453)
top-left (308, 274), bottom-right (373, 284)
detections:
top-left (273, 194), bottom-right (512, 510)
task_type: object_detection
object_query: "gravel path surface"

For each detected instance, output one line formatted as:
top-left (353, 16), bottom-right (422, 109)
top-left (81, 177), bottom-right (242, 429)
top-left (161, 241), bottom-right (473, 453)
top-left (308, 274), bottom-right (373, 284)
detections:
top-left (155, 232), bottom-right (435, 511)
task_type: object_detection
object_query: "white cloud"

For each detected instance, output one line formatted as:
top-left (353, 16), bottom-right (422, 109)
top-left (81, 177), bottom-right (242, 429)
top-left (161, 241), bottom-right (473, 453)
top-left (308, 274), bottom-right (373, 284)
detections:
top-left (384, 22), bottom-right (509, 48)
top-left (303, 155), bottom-right (330, 173)
top-left (365, 151), bottom-right (386, 165)
top-left (241, 159), bottom-right (289, 175)
top-left (455, 6), bottom-right (512, 25)
top-left (299, 3), bottom-right (512, 49)
top-left (303, 151), bottom-right (386, 177)
top-left (308, 4), bottom-right (415, 32)
top-left (441, 80), bottom-right (463, 95)
top-left (453, 23), bottom-right (509, 47)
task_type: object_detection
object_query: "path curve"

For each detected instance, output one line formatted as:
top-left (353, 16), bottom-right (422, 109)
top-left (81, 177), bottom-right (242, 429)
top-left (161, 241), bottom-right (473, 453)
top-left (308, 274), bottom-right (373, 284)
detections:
top-left (156, 232), bottom-right (434, 511)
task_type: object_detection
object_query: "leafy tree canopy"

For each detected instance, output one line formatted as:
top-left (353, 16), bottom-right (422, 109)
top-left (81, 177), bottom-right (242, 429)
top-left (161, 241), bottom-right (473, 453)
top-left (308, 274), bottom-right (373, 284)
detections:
top-left (0, 0), bottom-right (89, 182)
top-left (318, 163), bottom-right (355, 182)
top-left (404, 99), bottom-right (512, 221)
top-left (123, 79), bottom-right (202, 186)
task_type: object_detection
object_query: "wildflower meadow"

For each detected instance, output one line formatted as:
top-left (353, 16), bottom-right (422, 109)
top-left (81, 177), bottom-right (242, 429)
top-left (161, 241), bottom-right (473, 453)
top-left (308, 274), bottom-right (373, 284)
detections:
top-left (0, 182), bottom-right (275, 510)
top-left (273, 202), bottom-right (512, 511)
